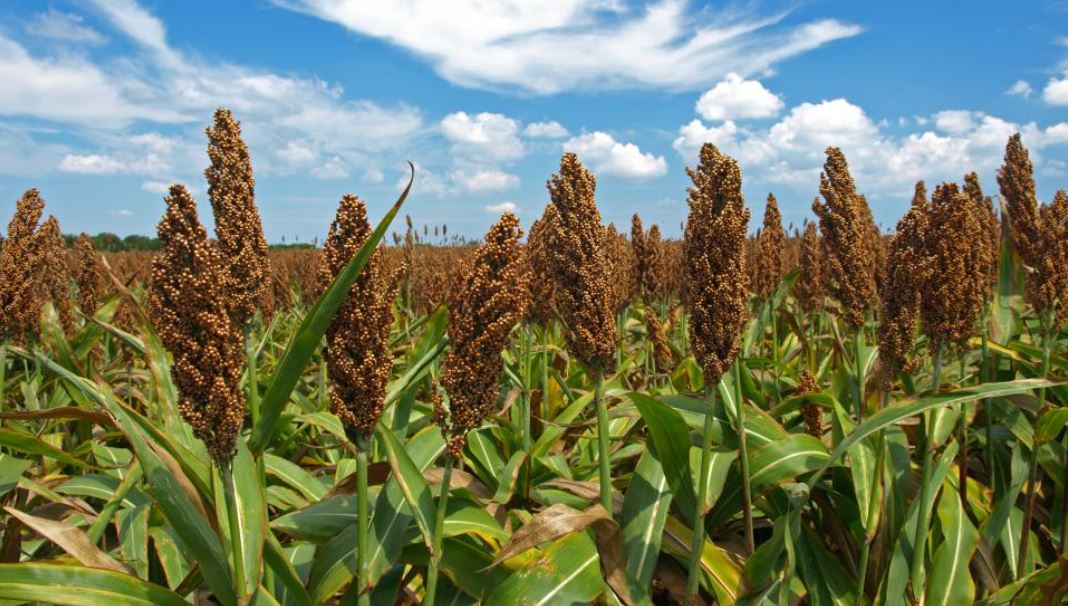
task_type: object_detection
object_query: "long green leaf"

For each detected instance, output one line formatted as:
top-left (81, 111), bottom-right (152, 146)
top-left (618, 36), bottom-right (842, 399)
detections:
top-left (0, 564), bottom-right (189, 606)
top-left (250, 167), bottom-right (413, 452)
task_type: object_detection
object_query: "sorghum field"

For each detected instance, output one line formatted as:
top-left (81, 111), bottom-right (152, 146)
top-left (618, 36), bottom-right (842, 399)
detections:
top-left (0, 108), bottom-right (1065, 606)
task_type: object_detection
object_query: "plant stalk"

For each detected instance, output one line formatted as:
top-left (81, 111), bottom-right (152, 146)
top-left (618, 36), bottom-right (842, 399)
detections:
top-left (1019, 309), bottom-right (1053, 575)
top-left (852, 328), bottom-right (865, 420)
top-left (246, 326), bottom-right (260, 426)
top-left (736, 362), bottom-right (755, 555)
top-left (686, 387), bottom-right (717, 601)
top-left (425, 455), bottom-right (454, 605)
top-left (910, 345), bottom-right (943, 595)
top-left (595, 370), bottom-right (612, 512)
top-left (221, 458), bottom-right (248, 606)
top-left (355, 436), bottom-right (371, 606)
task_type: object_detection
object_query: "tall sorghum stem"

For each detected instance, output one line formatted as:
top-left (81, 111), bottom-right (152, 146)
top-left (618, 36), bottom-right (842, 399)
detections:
top-left (852, 327), bottom-right (865, 420)
top-left (770, 300), bottom-right (781, 404)
top-left (736, 362), bottom-right (755, 554)
top-left (542, 327), bottom-right (551, 425)
top-left (1019, 309), bottom-right (1053, 575)
top-left (982, 321), bottom-right (994, 484)
top-left (520, 325), bottom-right (533, 451)
top-left (246, 326), bottom-right (260, 426)
top-left (856, 426), bottom-right (886, 605)
top-left (221, 459), bottom-right (248, 606)
top-left (959, 354), bottom-right (969, 507)
top-left (0, 342), bottom-right (6, 413)
top-left (355, 437), bottom-right (371, 606)
top-left (687, 388), bottom-right (717, 600)
top-left (911, 346), bottom-right (943, 595)
top-left (425, 456), bottom-right (454, 605)
top-left (595, 371), bottom-right (612, 512)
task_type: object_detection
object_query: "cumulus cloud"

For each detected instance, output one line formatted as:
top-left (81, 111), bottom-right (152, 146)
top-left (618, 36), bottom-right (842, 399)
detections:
top-left (1006, 80), bottom-right (1033, 98)
top-left (485, 201), bottom-right (518, 214)
top-left (564, 131), bottom-right (667, 179)
top-left (695, 73), bottom-right (783, 121)
top-left (1044, 74), bottom-right (1068, 105)
top-left (311, 156), bottom-right (350, 179)
top-left (275, 0), bottom-right (860, 94)
top-left (0, 0), bottom-right (424, 182)
top-left (441, 111), bottom-right (524, 161)
top-left (60, 153), bottom-right (125, 174)
top-left (452, 168), bottom-right (520, 192)
top-left (523, 121), bottom-right (569, 138)
top-left (673, 96), bottom-right (1068, 200)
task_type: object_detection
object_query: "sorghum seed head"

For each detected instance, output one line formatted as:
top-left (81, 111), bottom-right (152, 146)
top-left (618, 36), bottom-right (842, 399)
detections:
top-left (205, 107), bottom-right (272, 328)
top-left (812, 147), bottom-right (878, 327)
top-left (797, 371), bottom-right (822, 437)
top-left (439, 213), bottom-right (528, 458)
top-left (755, 193), bottom-right (786, 299)
top-left (37, 215), bottom-right (74, 331)
top-left (73, 233), bottom-right (102, 319)
top-left (605, 222), bottom-right (638, 313)
top-left (794, 222), bottom-right (823, 312)
top-left (544, 153), bottom-right (618, 371)
top-left (319, 194), bottom-right (397, 442)
top-left (920, 183), bottom-right (989, 352)
top-left (0, 189), bottom-right (50, 340)
top-left (877, 181), bottom-right (930, 379)
top-left (683, 143), bottom-right (750, 387)
top-left (149, 184), bottom-right (245, 462)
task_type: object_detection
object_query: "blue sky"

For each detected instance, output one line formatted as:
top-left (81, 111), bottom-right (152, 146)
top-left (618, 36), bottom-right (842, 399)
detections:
top-left (1, 0), bottom-right (1066, 242)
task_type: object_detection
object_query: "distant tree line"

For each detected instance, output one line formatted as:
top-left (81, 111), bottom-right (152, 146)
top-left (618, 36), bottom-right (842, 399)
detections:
top-left (60, 233), bottom-right (317, 251)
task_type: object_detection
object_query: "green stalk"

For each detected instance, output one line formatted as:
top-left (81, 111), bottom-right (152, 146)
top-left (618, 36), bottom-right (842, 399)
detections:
top-left (1019, 309), bottom-right (1053, 575)
top-left (852, 328), bottom-right (866, 420)
top-left (246, 326), bottom-right (260, 426)
top-left (425, 456), bottom-right (454, 605)
top-left (910, 345), bottom-right (943, 595)
top-left (521, 325), bottom-right (532, 451)
top-left (87, 462), bottom-right (143, 544)
top-left (221, 459), bottom-right (248, 606)
top-left (959, 354), bottom-right (969, 507)
top-left (541, 326), bottom-right (551, 423)
top-left (735, 362), bottom-right (754, 554)
top-left (0, 341), bottom-right (6, 413)
top-left (355, 435), bottom-right (371, 606)
top-left (595, 371), bottom-right (612, 512)
top-left (686, 388), bottom-right (717, 600)
top-left (770, 299), bottom-right (781, 404)
top-left (981, 322), bottom-right (993, 486)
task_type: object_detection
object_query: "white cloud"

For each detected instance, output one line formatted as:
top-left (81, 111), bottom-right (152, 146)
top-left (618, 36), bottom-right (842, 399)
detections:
top-left (452, 168), bottom-right (519, 192)
top-left (672, 96), bottom-right (1068, 200)
top-left (27, 10), bottom-right (108, 45)
top-left (1043, 74), bottom-right (1068, 105)
top-left (485, 201), bottom-right (518, 214)
top-left (523, 121), bottom-right (569, 138)
top-left (277, 140), bottom-right (317, 165)
top-left (59, 154), bottom-right (125, 174)
top-left (312, 156), bottom-right (350, 179)
top-left (934, 110), bottom-right (979, 134)
top-left (1006, 80), bottom-right (1033, 98)
top-left (695, 73), bottom-right (783, 121)
top-left (114, 209), bottom-right (134, 217)
top-left (440, 111), bottom-right (523, 161)
top-left (276, 0), bottom-right (860, 94)
top-left (142, 180), bottom-right (198, 194)
top-left (564, 131), bottom-right (667, 179)
top-left (362, 167), bottom-right (385, 183)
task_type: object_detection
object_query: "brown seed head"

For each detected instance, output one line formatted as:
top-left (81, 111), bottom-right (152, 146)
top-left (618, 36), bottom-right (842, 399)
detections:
top-left (877, 181), bottom-right (930, 379)
top-left (37, 215), bottom-right (74, 331)
top-left (920, 183), bottom-right (989, 352)
top-left (755, 193), bottom-right (786, 298)
top-left (544, 153), bottom-right (618, 371)
top-left (0, 189), bottom-right (50, 339)
top-left (963, 172), bottom-right (1000, 294)
top-left (794, 222), bottom-right (823, 312)
top-left (525, 203), bottom-right (559, 324)
top-left (205, 108), bottom-right (272, 327)
top-left (683, 143), bottom-right (751, 386)
top-left (998, 134), bottom-right (1068, 322)
top-left (73, 233), bottom-right (102, 318)
top-left (797, 371), bottom-right (822, 437)
top-left (812, 147), bottom-right (878, 327)
top-left (605, 222), bottom-right (637, 313)
top-left (149, 184), bottom-right (245, 462)
top-left (645, 308), bottom-right (674, 373)
top-left (319, 195), bottom-right (397, 442)
top-left (439, 213), bottom-right (528, 458)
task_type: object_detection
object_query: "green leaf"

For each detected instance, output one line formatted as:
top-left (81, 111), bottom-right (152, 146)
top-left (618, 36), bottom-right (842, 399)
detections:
top-left (377, 424), bottom-right (435, 550)
top-left (628, 392), bottom-right (697, 524)
top-left (621, 452), bottom-right (673, 603)
top-left (264, 453), bottom-right (328, 502)
top-left (228, 442), bottom-right (268, 602)
top-left (925, 480), bottom-right (980, 606)
top-left (250, 168), bottom-right (413, 452)
top-left (0, 563), bottom-right (189, 606)
top-left (484, 532), bottom-right (604, 606)
top-left (0, 427), bottom-right (95, 468)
